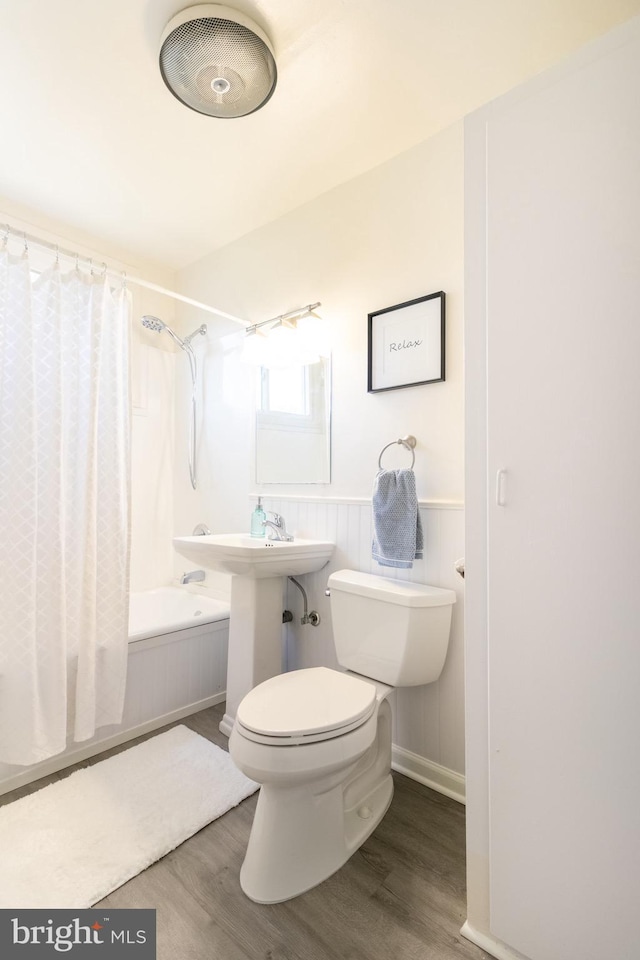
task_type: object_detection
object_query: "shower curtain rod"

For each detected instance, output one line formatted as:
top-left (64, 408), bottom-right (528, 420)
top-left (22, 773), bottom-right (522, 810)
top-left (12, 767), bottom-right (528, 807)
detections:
top-left (2, 222), bottom-right (248, 327)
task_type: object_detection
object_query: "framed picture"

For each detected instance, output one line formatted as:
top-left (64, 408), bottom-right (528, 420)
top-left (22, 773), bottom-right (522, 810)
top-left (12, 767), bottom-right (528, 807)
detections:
top-left (367, 291), bottom-right (445, 393)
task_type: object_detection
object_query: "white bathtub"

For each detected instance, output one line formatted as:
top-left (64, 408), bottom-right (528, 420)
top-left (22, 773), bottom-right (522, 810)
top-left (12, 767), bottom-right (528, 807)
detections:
top-left (128, 586), bottom-right (230, 642)
top-left (0, 586), bottom-right (231, 796)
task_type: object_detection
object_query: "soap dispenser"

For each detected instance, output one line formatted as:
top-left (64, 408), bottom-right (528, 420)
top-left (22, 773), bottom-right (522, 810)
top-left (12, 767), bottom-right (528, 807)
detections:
top-left (250, 497), bottom-right (266, 538)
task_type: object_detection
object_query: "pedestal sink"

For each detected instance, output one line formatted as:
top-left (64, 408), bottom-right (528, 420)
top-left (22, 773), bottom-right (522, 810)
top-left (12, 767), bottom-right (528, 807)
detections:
top-left (173, 534), bottom-right (334, 736)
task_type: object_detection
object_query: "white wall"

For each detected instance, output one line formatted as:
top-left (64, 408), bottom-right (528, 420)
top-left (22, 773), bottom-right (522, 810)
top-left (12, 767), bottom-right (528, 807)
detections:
top-left (178, 120), bottom-right (464, 505)
top-left (175, 122), bottom-right (466, 779)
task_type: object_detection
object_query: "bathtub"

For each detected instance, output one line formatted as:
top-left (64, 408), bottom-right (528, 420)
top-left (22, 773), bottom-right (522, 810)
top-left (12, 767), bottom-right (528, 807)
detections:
top-left (0, 586), bottom-right (231, 796)
top-left (128, 586), bottom-right (230, 642)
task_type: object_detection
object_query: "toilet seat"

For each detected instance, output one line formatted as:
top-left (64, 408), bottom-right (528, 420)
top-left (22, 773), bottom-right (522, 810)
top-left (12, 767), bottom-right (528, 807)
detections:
top-left (235, 667), bottom-right (377, 746)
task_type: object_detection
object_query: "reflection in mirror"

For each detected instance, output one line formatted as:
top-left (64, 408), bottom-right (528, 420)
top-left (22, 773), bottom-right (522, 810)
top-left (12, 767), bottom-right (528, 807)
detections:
top-left (255, 356), bottom-right (331, 483)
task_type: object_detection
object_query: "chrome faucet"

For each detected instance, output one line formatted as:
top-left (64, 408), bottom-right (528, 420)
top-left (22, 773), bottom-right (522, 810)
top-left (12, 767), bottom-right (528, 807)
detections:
top-left (262, 512), bottom-right (294, 542)
top-left (180, 569), bottom-right (206, 584)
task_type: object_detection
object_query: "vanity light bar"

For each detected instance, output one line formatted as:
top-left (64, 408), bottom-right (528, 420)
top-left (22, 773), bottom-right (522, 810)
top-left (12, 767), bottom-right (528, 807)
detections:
top-left (244, 302), bottom-right (322, 336)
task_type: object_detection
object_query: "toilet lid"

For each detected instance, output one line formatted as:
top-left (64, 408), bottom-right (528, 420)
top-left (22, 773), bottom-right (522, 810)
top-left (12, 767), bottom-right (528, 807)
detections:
top-left (236, 667), bottom-right (377, 742)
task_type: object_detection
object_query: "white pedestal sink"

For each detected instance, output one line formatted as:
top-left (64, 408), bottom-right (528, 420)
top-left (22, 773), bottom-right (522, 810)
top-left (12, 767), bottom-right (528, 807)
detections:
top-left (172, 534), bottom-right (334, 736)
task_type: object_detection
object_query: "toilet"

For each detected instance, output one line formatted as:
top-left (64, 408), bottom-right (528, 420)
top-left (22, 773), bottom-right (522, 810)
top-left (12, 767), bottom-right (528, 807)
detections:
top-left (229, 568), bottom-right (456, 904)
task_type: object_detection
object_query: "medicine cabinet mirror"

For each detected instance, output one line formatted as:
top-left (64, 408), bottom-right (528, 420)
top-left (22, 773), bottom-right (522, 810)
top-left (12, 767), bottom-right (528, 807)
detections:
top-left (255, 357), bottom-right (331, 483)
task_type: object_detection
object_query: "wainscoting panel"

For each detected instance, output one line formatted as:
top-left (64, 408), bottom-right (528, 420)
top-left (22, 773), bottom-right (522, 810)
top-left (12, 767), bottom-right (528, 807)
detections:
top-left (258, 496), bottom-right (465, 783)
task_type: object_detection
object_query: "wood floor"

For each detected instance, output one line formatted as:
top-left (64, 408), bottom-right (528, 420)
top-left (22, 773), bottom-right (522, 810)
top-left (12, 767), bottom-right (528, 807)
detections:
top-left (3, 705), bottom-right (489, 960)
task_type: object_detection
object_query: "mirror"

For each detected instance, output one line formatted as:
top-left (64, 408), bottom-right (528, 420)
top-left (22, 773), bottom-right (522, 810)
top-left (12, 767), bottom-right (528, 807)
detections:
top-left (255, 357), bottom-right (331, 483)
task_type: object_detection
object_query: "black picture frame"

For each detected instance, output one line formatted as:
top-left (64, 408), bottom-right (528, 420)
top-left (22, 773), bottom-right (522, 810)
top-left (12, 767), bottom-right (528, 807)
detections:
top-left (367, 291), bottom-right (445, 393)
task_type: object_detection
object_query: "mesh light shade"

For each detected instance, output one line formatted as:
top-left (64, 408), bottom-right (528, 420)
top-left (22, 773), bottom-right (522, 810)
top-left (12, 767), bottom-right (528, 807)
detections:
top-left (159, 4), bottom-right (277, 119)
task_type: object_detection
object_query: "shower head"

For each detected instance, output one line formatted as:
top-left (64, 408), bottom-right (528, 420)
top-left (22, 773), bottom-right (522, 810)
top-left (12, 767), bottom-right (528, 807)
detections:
top-left (141, 315), bottom-right (186, 349)
top-left (141, 316), bottom-right (207, 349)
top-left (141, 315), bottom-right (165, 333)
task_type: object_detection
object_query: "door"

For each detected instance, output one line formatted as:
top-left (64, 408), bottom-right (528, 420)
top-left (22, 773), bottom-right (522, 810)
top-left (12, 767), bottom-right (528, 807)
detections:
top-left (484, 26), bottom-right (640, 960)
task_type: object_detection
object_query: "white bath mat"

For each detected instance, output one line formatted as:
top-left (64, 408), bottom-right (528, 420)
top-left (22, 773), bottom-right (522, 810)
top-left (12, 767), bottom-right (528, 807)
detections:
top-left (0, 725), bottom-right (257, 908)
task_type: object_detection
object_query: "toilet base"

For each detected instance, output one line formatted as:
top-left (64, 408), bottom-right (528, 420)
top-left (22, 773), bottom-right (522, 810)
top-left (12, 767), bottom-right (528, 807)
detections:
top-left (239, 699), bottom-right (394, 904)
top-left (240, 772), bottom-right (393, 904)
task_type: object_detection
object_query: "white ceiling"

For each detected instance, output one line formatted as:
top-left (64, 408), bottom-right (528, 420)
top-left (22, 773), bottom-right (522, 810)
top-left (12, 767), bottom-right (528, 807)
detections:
top-left (1, 0), bottom-right (639, 270)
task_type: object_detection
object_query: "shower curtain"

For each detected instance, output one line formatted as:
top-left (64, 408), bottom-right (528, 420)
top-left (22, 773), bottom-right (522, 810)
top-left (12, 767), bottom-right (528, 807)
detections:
top-left (0, 247), bottom-right (131, 766)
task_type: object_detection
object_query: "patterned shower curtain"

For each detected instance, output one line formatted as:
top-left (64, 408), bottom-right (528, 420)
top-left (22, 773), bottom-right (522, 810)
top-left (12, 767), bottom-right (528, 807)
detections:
top-left (0, 247), bottom-right (131, 765)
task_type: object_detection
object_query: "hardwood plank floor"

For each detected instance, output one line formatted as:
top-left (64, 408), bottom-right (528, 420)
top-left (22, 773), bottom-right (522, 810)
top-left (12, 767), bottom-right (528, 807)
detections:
top-left (2, 705), bottom-right (489, 960)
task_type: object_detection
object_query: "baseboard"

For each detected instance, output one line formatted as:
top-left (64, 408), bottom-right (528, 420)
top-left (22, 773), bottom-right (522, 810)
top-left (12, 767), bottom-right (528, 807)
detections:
top-left (391, 744), bottom-right (465, 804)
top-left (0, 692), bottom-right (226, 797)
top-left (460, 922), bottom-right (531, 960)
top-left (219, 712), bottom-right (234, 738)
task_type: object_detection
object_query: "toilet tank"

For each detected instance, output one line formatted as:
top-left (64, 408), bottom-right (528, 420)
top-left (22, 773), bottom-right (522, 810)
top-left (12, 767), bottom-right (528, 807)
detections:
top-left (328, 569), bottom-right (456, 686)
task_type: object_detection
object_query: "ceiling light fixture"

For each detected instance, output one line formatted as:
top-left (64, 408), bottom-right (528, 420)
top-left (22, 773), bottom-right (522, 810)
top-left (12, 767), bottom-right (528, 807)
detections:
top-left (159, 4), bottom-right (277, 119)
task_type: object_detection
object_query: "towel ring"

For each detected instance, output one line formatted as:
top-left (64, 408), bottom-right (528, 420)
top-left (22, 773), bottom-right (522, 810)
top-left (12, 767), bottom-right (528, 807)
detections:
top-left (378, 435), bottom-right (417, 470)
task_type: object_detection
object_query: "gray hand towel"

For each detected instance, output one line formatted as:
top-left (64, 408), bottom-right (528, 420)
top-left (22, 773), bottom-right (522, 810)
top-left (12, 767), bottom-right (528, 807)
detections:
top-left (372, 469), bottom-right (423, 569)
